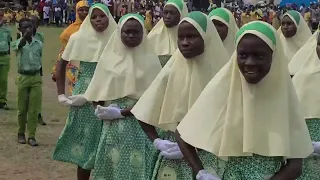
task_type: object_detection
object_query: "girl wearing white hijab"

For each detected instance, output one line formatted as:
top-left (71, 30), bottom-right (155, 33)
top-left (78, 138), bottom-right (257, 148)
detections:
top-left (292, 31), bottom-right (320, 180)
top-left (176, 21), bottom-right (313, 180)
top-left (84, 14), bottom-right (162, 179)
top-left (53, 4), bottom-right (117, 180)
top-left (147, 0), bottom-right (188, 67)
top-left (208, 7), bottom-right (238, 57)
top-left (289, 30), bottom-right (319, 76)
top-left (278, 10), bottom-right (311, 63)
top-left (131, 11), bottom-right (229, 179)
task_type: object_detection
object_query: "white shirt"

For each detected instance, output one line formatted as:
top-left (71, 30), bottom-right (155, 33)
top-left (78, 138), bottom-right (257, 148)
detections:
top-left (43, 6), bottom-right (50, 19)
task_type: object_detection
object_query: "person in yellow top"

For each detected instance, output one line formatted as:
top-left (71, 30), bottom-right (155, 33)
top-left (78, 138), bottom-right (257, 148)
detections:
top-left (241, 7), bottom-right (251, 26)
top-left (145, 6), bottom-right (153, 32)
top-left (4, 7), bottom-right (13, 23)
top-left (28, 5), bottom-right (39, 18)
top-left (249, 7), bottom-right (257, 21)
top-left (304, 8), bottom-right (311, 27)
top-left (14, 6), bottom-right (26, 39)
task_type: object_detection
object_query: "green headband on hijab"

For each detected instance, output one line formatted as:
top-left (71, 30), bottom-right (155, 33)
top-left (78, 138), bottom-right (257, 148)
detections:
top-left (208, 8), bottom-right (230, 23)
top-left (119, 13), bottom-right (145, 25)
top-left (89, 3), bottom-right (110, 16)
top-left (285, 10), bottom-right (300, 25)
top-left (236, 21), bottom-right (276, 45)
top-left (186, 11), bottom-right (207, 32)
top-left (165, 0), bottom-right (183, 12)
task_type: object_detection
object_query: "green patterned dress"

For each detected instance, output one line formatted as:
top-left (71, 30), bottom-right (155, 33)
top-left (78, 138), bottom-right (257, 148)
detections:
top-left (159, 55), bottom-right (171, 67)
top-left (299, 119), bottom-right (320, 180)
top-left (222, 155), bottom-right (283, 179)
top-left (152, 131), bottom-right (225, 180)
top-left (93, 97), bottom-right (158, 180)
top-left (53, 62), bottom-right (103, 170)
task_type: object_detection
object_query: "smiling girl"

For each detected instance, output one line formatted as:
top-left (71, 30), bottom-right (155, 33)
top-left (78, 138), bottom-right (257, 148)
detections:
top-left (84, 14), bottom-right (162, 180)
top-left (147, 0), bottom-right (188, 67)
top-left (53, 4), bottom-right (117, 180)
top-left (131, 11), bottom-right (229, 180)
top-left (176, 21), bottom-right (313, 180)
top-left (279, 10), bottom-right (311, 64)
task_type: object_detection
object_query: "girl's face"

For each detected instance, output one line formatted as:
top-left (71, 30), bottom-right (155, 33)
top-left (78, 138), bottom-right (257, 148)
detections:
top-left (163, 5), bottom-right (181, 28)
top-left (177, 21), bottom-right (205, 59)
top-left (316, 33), bottom-right (320, 59)
top-left (281, 15), bottom-right (297, 38)
top-left (212, 19), bottom-right (228, 41)
top-left (121, 19), bottom-right (143, 47)
top-left (237, 34), bottom-right (273, 84)
top-left (78, 6), bottom-right (89, 21)
top-left (90, 8), bottom-right (109, 32)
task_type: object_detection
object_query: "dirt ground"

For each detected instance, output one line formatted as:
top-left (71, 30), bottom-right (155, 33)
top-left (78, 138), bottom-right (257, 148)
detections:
top-left (0, 26), bottom-right (77, 180)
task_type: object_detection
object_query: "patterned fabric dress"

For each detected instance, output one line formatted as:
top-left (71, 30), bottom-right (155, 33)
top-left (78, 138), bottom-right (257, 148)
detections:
top-left (159, 55), bottom-right (171, 67)
top-left (222, 155), bottom-right (283, 179)
top-left (53, 62), bottom-right (103, 170)
top-left (299, 119), bottom-right (320, 180)
top-left (93, 97), bottom-right (158, 180)
top-left (152, 131), bottom-right (225, 180)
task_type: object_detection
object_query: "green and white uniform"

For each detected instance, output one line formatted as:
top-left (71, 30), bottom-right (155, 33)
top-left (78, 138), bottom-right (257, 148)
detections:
top-left (0, 25), bottom-right (11, 105)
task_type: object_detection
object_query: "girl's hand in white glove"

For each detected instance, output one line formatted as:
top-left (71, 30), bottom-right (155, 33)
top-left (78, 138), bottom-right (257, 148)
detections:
top-left (68, 94), bottom-right (87, 106)
top-left (153, 138), bottom-right (177, 151)
top-left (58, 94), bottom-right (72, 106)
top-left (160, 145), bottom-right (184, 159)
top-left (196, 170), bottom-right (221, 180)
top-left (96, 104), bottom-right (124, 120)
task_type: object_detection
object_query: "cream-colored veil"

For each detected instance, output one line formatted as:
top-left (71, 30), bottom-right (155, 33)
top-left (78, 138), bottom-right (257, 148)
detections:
top-left (61, 3), bottom-right (117, 63)
top-left (208, 8), bottom-right (238, 57)
top-left (147, 0), bottom-right (188, 56)
top-left (85, 14), bottom-right (162, 101)
top-left (278, 10), bottom-right (312, 61)
top-left (292, 31), bottom-right (320, 119)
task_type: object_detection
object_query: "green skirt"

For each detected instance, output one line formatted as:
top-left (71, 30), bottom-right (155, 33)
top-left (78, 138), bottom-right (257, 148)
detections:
top-left (52, 62), bottom-right (103, 170)
top-left (298, 119), bottom-right (320, 180)
top-left (93, 97), bottom-right (158, 180)
top-left (222, 155), bottom-right (283, 179)
top-left (152, 131), bottom-right (224, 180)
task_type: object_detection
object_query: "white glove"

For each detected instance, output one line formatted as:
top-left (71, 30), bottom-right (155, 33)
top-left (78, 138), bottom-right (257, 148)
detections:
top-left (313, 142), bottom-right (320, 154)
top-left (96, 105), bottom-right (124, 120)
top-left (68, 94), bottom-right (87, 106)
top-left (58, 94), bottom-right (72, 106)
top-left (196, 170), bottom-right (221, 180)
top-left (160, 145), bottom-right (184, 159)
top-left (153, 138), bottom-right (177, 152)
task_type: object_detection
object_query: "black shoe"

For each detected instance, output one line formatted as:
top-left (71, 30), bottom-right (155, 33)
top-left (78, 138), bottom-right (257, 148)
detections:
top-left (38, 114), bottom-right (47, 126)
top-left (0, 103), bottom-right (9, 110)
top-left (27, 138), bottom-right (38, 147)
top-left (17, 133), bottom-right (26, 144)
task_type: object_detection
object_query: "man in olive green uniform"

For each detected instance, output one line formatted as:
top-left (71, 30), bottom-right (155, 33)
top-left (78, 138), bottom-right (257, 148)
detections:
top-left (12, 18), bottom-right (43, 146)
top-left (0, 9), bottom-right (12, 110)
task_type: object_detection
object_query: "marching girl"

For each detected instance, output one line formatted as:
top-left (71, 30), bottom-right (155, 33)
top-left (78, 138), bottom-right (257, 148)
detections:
top-left (176, 21), bottom-right (313, 180)
top-left (131, 11), bottom-right (229, 179)
top-left (53, 4), bottom-right (117, 180)
top-left (84, 14), bottom-right (162, 179)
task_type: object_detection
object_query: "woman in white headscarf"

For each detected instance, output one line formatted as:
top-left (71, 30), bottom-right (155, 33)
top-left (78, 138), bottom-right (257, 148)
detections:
top-left (53, 4), bottom-right (117, 180)
top-left (292, 31), bottom-right (320, 180)
top-left (208, 7), bottom-right (238, 57)
top-left (147, 0), bottom-right (188, 67)
top-left (84, 14), bottom-right (162, 179)
top-left (131, 11), bottom-right (229, 179)
top-left (278, 10), bottom-right (311, 63)
top-left (176, 21), bottom-right (313, 180)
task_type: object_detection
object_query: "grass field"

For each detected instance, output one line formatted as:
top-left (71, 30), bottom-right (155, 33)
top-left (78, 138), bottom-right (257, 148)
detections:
top-left (0, 26), bottom-right (77, 180)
